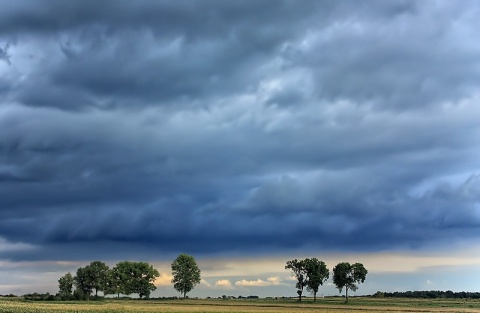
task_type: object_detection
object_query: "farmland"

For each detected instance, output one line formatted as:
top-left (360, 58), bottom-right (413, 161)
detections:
top-left (2, 297), bottom-right (480, 313)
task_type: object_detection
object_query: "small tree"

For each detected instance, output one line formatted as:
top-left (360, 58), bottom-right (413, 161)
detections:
top-left (285, 259), bottom-right (308, 301)
top-left (171, 253), bottom-right (201, 298)
top-left (304, 258), bottom-right (329, 302)
top-left (332, 262), bottom-right (368, 303)
top-left (58, 272), bottom-right (74, 300)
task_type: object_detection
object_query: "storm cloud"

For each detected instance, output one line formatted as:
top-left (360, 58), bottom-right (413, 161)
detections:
top-left (1, 0), bottom-right (480, 263)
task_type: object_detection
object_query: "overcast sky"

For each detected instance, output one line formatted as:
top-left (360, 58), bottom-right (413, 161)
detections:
top-left (1, 0), bottom-right (480, 297)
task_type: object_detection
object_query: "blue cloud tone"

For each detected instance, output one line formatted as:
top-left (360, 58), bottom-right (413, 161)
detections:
top-left (1, 0), bottom-right (480, 266)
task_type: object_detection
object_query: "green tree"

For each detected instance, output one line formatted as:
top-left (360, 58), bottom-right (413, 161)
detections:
top-left (134, 262), bottom-right (160, 299)
top-left (285, 259), bottom-right (308, 301)
top-left (104, 266), bottom-right (123, 298)
top-left (304, 258), bottom-right (329, 302)
top-left (171, 253), bottom-right (201, 298)
top-left (332, 262), bottom-right (368, 303)
top-left (74, 267), bottom-right (93, 300)
top-left (85, 261), bottom-right (110, 297)
top-left (115, 261), bottom-right (159, 299)
top-left (58, 272), bottom-right (74, 300)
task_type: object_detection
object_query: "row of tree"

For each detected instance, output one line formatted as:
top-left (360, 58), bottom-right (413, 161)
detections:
top-left (58, 254), bottom-right (202, 300)
top-left (58, 261), bottom-right (160, 300)
top-left (285, 259), bottom-right (367, 303)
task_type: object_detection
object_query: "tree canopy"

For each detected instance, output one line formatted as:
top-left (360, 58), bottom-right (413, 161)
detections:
top-left (60, 260), bottom-right (159, 300)
top-left (104, 265), bottom-right (123, 298)
top-left (171, 253), bottom-right (201, 298)
top-left (332, 262), bottom-right (368, 302)
top-left (58, 272), bottom-right (74, 300)
top-left (74, 266), bottom-right (94, 300)
top-left (285, 259), bottom-right (308, 301)
top-left (114, 261), bottom-right (159, 299)
top-left (304, 258), bottom-right (329, 302)
top-left (85, 261), bottom-right (110, 297)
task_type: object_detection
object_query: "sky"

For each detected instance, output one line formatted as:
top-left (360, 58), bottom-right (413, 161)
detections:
top-left (1, 0), bottom-right (480, 298)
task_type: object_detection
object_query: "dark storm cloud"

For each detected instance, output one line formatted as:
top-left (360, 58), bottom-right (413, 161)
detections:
top-left (0, 42), bottom-right (10, 65)
top-left (1, 1), bottom-right (480, 261)
top-left (0, 0), bottom-right (325, 38)
top-left (1, 0), bottom-right (333, 110)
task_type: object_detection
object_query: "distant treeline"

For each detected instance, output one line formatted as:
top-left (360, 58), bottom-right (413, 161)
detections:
top-left (373, 290), bottom-right (480, 299)
top-left (23, 293), bottom-right (56, 301)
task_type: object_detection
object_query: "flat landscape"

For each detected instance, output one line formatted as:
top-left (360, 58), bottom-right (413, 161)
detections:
top-left (3, 1), bottom-right (480, 309)
top-left (2, 298), bottom-right (480, 313)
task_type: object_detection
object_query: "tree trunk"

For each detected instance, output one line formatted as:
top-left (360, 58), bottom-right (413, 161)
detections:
top-left (345, 288), bottom-right (348, 303)
top-left (314, 291), bottom-right (316, 302)
top-left (184, 291), bottom-right (186, 299)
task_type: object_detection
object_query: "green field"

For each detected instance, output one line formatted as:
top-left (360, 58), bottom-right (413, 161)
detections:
top-left (2, 297), bottom-right (480, 313)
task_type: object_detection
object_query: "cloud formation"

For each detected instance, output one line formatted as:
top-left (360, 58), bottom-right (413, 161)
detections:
top-left (1, 0), bottom-right (480, 264)
top-left (215, 280), bottom-right (233, 289)
top-left (235, 277), bottom-right (283, 287)
top-left (0, 42), bottom-right (10, 65)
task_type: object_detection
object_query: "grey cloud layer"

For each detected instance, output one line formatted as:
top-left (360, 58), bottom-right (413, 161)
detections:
top-left (1, 1), bottom-right (480, 261)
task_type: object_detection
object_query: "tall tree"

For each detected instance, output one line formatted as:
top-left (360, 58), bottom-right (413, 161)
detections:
top-left (114, 261), bottom-right (159, 299)
top-left (285, 259), bottom-right (308, 301)
top-left (332, 262), bottom-right (368, 303)
top-left (85, 261), bottom-right (110, 297)
top-left (171, 253), bottom-right (201, 298)
top-left (58, 272), bottom-right (74, 300)
top-left (304, 258), bottom-right (329, 302)
top-left (74, 266), bottom-right (93, 300)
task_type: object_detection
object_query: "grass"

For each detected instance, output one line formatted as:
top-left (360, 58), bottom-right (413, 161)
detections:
top-left (2, 297), bottom-right (480, 312)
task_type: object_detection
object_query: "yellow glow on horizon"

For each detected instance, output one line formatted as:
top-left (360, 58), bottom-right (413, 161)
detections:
top-left (6, 244), bottom-right (480, 295)
top-left (154, 273), bottom-right (173, 286)
top-left (188, 245), bottom-right (480, 280)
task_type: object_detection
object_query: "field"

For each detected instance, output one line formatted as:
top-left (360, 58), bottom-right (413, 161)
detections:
top-left (2, 297), bottom-right (480, 313)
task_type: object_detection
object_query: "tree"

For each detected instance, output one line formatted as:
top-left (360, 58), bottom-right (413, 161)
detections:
top-left (304, 258), bottom-right (329, 302)
top-left (332, 262), bottom-right (368, 303)
top-left (85, 261), bottom-right (110, 297)
top-left (171, 253), bottom-right (201, 298)
top-left (114, 261), bottom-right (159, 299)
top-left (285, 259), bottom-right (308, 301)
top-left (58, 272), bottom-right (74, 300)
top-left (134, 262), bottom-right (160, 299)
top-left (74, 267), bottom-right (93, 300)
top-left (104, 265), bottom-right (123, 298)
